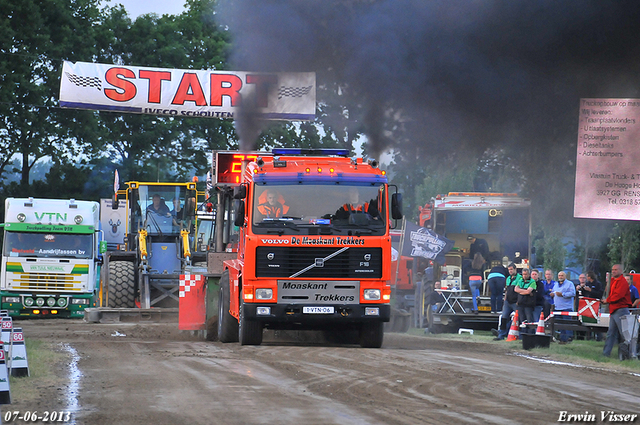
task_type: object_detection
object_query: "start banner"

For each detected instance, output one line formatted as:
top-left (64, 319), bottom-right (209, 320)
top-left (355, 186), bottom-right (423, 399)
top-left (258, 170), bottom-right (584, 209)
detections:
top-left (59, 61), bottom-right (315, 120)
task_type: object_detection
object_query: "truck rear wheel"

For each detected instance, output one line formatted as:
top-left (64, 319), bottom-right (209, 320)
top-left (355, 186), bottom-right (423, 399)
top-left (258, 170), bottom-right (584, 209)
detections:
top-left (359, 321), bottom-right (384, 348)
top-left (217, 270), bottom-right (238, 343)
top-left (239, 299), bottom-right (263, 346)
top-left (108, 261), bottom-right (135, 308)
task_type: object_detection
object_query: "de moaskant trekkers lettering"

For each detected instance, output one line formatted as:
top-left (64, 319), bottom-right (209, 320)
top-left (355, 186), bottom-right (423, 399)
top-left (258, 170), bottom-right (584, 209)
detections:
top-left (260, 236), bottom-right (365, 246)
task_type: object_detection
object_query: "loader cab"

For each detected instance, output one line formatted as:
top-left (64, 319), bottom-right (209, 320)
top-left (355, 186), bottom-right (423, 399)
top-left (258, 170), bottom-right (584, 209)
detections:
top-left (132, 184), bottom-right (196, 240)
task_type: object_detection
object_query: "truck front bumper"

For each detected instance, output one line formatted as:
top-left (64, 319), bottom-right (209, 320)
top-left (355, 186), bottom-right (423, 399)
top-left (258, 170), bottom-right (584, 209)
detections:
top-left (243, 303), bottom-right (390, 327)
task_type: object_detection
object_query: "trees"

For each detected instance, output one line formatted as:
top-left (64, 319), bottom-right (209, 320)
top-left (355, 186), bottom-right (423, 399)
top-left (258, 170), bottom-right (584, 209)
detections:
top-left (607, 222), bottom-right (640, 272)
top-left (0, 0), bottom-right (111, 188)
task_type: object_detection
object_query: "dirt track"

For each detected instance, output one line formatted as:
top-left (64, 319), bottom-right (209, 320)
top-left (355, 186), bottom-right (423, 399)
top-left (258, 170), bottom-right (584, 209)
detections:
top-left (9, 320), bottom-right (640, 425)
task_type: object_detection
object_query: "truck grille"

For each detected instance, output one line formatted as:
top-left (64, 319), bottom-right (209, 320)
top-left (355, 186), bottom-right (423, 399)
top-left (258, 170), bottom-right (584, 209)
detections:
top-left (255, 247), bottom-right (382, 279)
top-left (10, 273), bottom-right (80, 291)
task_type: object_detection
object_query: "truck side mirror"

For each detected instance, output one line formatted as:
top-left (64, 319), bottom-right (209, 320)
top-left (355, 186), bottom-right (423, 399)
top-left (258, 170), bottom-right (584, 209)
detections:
top-left (234, 185), bottom-right (247, 200)
top-left (99, 240), bottom-right (108, 254)
top-left (234, 200), bottom-right (245, 227)
top-left (391, 193), bottom-right (403, 220)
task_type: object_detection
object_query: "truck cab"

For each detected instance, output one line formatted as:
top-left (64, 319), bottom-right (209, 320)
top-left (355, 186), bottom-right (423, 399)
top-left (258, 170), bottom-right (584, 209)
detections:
top-left (213, 149), bottom-right (403, 347)
top-left (1, 198), bottom-right (102, 317)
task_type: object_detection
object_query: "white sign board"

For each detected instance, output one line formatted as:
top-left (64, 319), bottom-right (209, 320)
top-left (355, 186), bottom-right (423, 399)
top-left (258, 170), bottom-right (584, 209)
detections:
top-left (59, 61), bottom-right (315, 120)
top-left (574, 98), bottom-right (640, 219)
top-left (100, 199), bottom-right (127, 245)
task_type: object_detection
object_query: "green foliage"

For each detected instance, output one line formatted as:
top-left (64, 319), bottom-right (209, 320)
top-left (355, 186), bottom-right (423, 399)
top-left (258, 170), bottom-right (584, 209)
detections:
top-left (534, 234), bottom-right (566, 273)
top-left (0, 0), bottom-right (109, 185)
top-left (607, 222), bottom-right (640, 271)
top-left (412, 154), bottom-right (476, 219)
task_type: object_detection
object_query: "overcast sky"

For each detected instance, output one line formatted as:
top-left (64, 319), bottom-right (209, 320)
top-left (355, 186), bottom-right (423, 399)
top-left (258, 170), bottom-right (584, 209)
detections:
top-left (107, 0), bottom-right (186, 19)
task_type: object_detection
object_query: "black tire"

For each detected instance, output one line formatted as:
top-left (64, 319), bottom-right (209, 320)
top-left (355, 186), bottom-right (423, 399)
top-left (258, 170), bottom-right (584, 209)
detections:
top-left (108, 261), bottom-right (136, 308)
top-left (384, 314), bottom-right (396, 332)
top-left (359, 321), bottom-right (384, 348)
top-left (217, 270), bottom-right (238, 343)
top-left (239, 299), bottom-right (263, 346)
top-left (398, 314), bottom-right (411, 333)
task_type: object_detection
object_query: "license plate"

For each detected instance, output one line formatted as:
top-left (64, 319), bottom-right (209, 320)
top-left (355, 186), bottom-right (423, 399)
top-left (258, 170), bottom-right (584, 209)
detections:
top-left (478, 306), bottom-right (491, 312)
top-left (303, 306), bottom-right (335, 314)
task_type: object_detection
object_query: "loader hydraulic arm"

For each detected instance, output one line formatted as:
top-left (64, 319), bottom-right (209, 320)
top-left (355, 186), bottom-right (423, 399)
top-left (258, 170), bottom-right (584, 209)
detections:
top-left (181, 229), bottom-right (191, 263)
top-left (138, 229), bottom-right (148, 260)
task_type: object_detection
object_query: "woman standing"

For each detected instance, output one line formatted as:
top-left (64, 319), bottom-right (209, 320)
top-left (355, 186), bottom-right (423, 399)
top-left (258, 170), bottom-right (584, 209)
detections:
top-left (487, 264), bottom-right (508, 313)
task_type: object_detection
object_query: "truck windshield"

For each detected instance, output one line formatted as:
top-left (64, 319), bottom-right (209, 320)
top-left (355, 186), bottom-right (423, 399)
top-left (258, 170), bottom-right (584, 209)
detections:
top-left (137, 185), bottom-right (193, 236)
top-left (3, 232), bottom-right (93, 259)
top-left (251, 184), bottom-right (387, 235)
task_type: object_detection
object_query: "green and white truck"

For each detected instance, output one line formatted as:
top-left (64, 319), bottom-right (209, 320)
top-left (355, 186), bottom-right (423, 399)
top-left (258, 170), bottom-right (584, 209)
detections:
top-left (1, 198), bottom-right (104, 317)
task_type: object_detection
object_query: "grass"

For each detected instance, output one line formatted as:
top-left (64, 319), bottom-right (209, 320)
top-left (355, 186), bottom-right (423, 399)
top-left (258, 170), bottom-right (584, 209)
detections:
top-left (407, 327), bottom-right (640, 372)
top-left (7, 339), bottom-right (67, 403)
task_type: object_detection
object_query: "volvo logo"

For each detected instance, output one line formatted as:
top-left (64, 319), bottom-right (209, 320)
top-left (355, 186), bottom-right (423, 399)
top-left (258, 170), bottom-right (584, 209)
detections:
top-left (267, 253), bottom-right (275, 260)
top-left (315, 258), bottom-right (325, 267)
top-left (364, 253), bottom-right (371, 261)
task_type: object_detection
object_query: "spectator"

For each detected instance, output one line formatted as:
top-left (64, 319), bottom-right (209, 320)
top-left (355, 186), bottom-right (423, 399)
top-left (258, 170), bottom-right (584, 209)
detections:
top-left (487, 263), bottom-right (508, 313)
top-left (467, 235), bottom-right (490, 265)
top-left (532, 269), bottom-right (545, 321)
top-left (624, 273), bottom-right (639, 308)
top-left (494, 263), bottom-right (523, 340)
top-left (583, 271), bottom-right (604, 299)
top-left (602, 264), bottom-right (632, 357)
top-left (541, 269), bottom-right (556, 319)
top-left (551, 271), bottom-right (576, 343)
top-left (515, 267), bottom-right (537, 333)
top-left (468, 275), bottom-right (482, 314)
top-left (585, 272), bottom-right (605, 341)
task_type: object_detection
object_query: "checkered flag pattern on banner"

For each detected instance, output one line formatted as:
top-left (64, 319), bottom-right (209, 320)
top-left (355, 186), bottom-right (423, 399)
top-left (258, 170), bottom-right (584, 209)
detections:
top-left (65, 72), bottom-right (102, 91)
top-left (278, 85), bottom-right (312, 99)
top-left (179, 274), bottom-right (204, 298)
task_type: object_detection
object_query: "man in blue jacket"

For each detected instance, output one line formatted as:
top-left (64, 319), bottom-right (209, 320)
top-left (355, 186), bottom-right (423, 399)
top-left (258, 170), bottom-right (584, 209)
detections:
top-left (551, 271), bottom-right (576, 343)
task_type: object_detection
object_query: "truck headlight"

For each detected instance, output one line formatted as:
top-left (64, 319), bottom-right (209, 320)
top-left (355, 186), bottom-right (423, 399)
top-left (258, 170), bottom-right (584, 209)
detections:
top-left (363, 289), bottom-right (380, 301)
top-left (46, 297), bottom-right (56, 307)
top-left (255, 289), bottom-right (273, 300)
top-left (363, 289), bottom-right (381, 300)
top-left (24, 297), bottom-right (34, 306)
top-left (2, 297), bottom-right (20, 303)
top-left (57, 298), bottom-right (68, 307)
top-left (71, 298), bottom-right (90, 305)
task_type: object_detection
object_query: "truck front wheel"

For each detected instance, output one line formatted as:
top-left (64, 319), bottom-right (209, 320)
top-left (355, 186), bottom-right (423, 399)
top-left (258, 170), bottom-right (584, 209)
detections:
top-left (359, 321), bottom-right (384, 348)
top-left (108, 261), bottom-right (135, 308)
top-left (217, 270), bottom-right (238, 343)
top-left (239, 299), bottom-right (263, 346)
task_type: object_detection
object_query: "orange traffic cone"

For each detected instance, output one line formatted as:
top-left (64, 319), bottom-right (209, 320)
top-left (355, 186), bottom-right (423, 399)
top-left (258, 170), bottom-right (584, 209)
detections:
top-left (506, 310), bottom-right (520, 341)
top-left (535, 312), bottom-right (546, 336)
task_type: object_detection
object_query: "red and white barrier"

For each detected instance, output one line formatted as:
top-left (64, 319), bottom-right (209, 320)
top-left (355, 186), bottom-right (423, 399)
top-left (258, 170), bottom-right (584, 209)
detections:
top-left (9, 327), bottom-right (29, 377)
top-left (0, 344), bottom-right (11, 404)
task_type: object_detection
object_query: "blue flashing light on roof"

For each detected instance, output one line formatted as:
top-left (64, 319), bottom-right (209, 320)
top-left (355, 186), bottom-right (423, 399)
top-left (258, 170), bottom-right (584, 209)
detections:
top-left (254, 173), bottom-right (388, 185)
top-left (271, 148), bottom-right (350, 157)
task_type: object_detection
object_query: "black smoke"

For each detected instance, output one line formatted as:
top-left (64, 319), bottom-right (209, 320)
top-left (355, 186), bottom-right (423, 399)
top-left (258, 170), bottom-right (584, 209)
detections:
top-left (216, 0), bottom-right (640, 229)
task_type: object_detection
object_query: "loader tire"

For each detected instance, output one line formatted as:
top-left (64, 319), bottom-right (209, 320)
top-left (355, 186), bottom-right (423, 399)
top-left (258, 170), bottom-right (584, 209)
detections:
top-left (217, 270), bottom-right (238, 343)
top-left (359, 321), bottom-right (384, 348)
top-left (239, 298), bottom-right (263, 346)
top-left (108, 261), bottom-right (136, 308)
